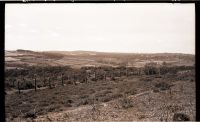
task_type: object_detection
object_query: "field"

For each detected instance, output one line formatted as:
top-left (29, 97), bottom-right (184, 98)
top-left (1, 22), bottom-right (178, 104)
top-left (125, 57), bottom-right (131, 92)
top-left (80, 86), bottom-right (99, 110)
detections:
top-left (5, 50), bottom-right (195, 121)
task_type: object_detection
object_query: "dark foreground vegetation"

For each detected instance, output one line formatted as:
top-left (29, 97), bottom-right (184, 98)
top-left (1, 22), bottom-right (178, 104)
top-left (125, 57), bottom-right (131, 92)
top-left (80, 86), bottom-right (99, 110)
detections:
top-left (5, 62), bottom-right (195, 121)
top-left (5, 62), bottom-right (194, 91)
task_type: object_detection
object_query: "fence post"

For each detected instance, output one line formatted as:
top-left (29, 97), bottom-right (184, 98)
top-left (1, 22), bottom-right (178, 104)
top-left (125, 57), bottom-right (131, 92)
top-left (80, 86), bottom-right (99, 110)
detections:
top-left (12, 79), bottom-right (15, 87)
top-left (43, 79), bottom-right (46, 86)
top-left (126, 68), bottom-right (128, 77)
top-left (18, 81), bottom-right (20, 94)
top-left (61, 73), bottom-right (64, 86)
top-left (48, 77), bottom-right (51, 89)
top-left (104, 71), bottom-right (106, 81)
top-left (73, 73), bottom-right (76, 85)
top-left (67, 74), bottom-right (69, 81)
top-left (85, 72), bottom-right (88, 83)
top-left (94, 70), bottom-right (96, 80)
top-left (139, 68), bottom-right (141, 75)
top-left (159, 67), bottom-right (161, 76)
top-left (34, 77), bottom-right (37, 91)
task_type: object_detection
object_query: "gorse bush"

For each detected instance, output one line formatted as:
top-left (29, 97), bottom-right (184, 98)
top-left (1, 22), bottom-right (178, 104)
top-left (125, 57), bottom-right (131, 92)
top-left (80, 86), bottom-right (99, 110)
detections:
top-left (173, 113), bottom-right (190, 121)
top-left (20, 81), bottom-right (35, 90)
top-left (154, 82), bottom-right (171, 91)
top-left (144, 62), bottom-right (158, 75)
top-left (119, 95), bottom-right (133, 109)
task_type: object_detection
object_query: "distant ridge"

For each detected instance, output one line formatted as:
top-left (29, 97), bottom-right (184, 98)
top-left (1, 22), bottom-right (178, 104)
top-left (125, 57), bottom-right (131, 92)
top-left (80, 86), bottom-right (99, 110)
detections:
top-left (16, 49), bottom-right (35, 53)
top-left (5, 49), bottom-right (195, 56)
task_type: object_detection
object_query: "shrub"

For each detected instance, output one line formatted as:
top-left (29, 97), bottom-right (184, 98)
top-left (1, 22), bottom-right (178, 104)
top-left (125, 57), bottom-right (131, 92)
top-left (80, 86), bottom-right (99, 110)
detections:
top-left (5, 82), bottom-right (12, 89)
top-left (20, 81), bottom-right (34, 90)
top-left (64, 102), bottom-right (72, 107)
top-left (24, 110), bottom-right (36, 119)
top-left (91, 78), bottom-right (97, 81)
top-left (153, 88), bottom-right (160, 93)
top-left (144, 62), bottom-right (159, 75)
top-left (80, 94), bottom-right (89, 99)
top-left (124, 89), bottom-right (137, 95)
top-left (173, 113), bottom-right (190, 121)
top-left (67, 81), bottom-right (73, 84)
top-left (77, 99), bottom-right (89, 106)
top-left (140, 77), bottom-right (153, 82)
top-left (119, 96), bottom-right (133, 109)
top-left (99, 93), bottom-right (123, 102)
top-left (155, 82), bottom-right (171, 91)
top-left (67, 99), bottom-right (73, 103)
top-left (47, 104), bottom-right (61, 112)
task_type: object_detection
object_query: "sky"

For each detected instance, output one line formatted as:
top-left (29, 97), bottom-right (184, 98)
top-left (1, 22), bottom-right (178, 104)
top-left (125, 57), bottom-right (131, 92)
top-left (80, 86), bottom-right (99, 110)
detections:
top-left (5, 3), bottom-right (195, 54)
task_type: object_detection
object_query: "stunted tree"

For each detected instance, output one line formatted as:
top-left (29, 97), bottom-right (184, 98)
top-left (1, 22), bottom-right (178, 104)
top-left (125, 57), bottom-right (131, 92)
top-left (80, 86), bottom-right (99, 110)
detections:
top-left (144, 62), bottom-right (159, 75)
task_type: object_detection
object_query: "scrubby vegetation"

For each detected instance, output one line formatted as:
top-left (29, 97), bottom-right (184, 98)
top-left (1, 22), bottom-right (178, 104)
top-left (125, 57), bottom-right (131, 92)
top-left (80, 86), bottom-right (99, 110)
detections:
top-left (5, 51), bottom-right (195, 121)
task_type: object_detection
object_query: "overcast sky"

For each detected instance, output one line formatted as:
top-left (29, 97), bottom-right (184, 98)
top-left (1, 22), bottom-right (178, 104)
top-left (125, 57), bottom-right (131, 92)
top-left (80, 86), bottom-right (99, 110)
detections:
top-left (5, 3), bottom-right (195, 54)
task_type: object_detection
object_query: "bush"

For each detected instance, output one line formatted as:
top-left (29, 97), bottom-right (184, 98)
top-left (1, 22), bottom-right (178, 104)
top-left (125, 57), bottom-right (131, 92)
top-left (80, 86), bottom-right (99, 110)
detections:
top-left (5, 82), bottom-right (12, 89)
top-left (124, 89), bottom-right (137, 95)
top-left (144, 62), bottom-right (159, 75)
top-left (67, 99), bottom-right (73, 103)
top-left (64, 102), bottom-right (72, 107)
top-left (24, 110), bottom-right (36, 119)
top-left (46, 104), bottom-right (61, 112)
top-left (20, 81), bottom-right (34, 90)
top-left (91, 78), bottom-right (97, 81)
top-left (77, 99), bottom-right (89, 106)
top-left (140, 77), bottom-right (153, 82)
top-left (173, 113), bottom-right (190, 121)
top-left (119, 96), bottom-right (133, 109)
top-left (80, 94), bottom-right (89, 99)
top-left (154, 82), bottom-right (171, 91)
top-left (67, 81), bottom-right (73, 84)
top-left (99, 93), bottom-right (123, 102)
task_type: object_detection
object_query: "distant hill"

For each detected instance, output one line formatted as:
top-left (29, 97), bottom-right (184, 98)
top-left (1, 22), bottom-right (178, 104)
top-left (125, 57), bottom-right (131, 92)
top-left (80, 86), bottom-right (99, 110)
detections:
top-left (5, 50), bottom-right (195, 69)
top-left (16, 49), bottom-right (35, 53)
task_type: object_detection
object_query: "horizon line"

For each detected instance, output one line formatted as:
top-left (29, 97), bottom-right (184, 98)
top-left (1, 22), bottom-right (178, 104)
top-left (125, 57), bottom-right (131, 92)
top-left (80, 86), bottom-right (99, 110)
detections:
top-left (5, 49), bottom-right (195, 55)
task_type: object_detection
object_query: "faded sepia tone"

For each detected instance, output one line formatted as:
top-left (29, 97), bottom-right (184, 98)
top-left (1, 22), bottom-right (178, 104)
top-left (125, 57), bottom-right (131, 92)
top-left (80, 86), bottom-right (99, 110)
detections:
top-left (5, 3), bottom-right (195, 121)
